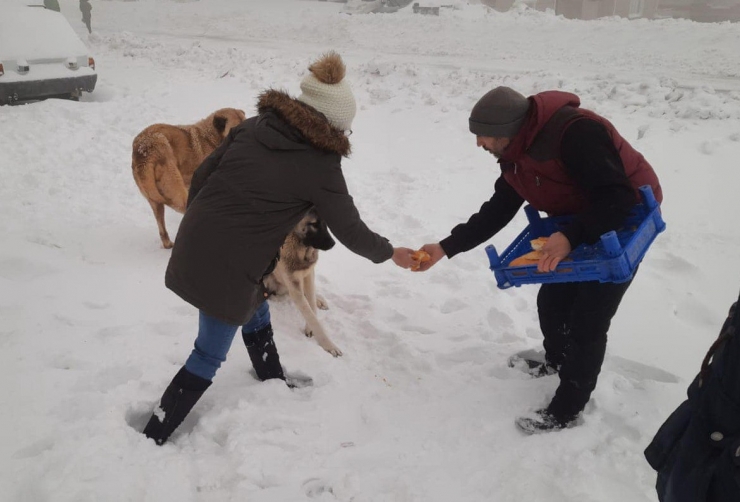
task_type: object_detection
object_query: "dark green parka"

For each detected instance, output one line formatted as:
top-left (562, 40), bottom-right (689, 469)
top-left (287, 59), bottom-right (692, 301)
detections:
top-left (165, 90), bottom-right (393, 325)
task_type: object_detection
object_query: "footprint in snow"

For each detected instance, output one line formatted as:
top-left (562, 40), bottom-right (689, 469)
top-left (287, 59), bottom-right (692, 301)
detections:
top-left (487, 306), bottom-right (514, 330)
top-left (74, 365), bottom-right (143, 391)
top-left (604, 355), bottom-right (679, 384)
top-left (0, 257), bottom-right (57, 281)
top-left (400, 324), bottom-right (435, 335)
top-left (12, 437), bottom-right (56, 460)
top-left (303, 478), bottom-right (335, 499)
top-left (439, 298), bottom-right (466, 314)
top-left (651, 251), bottom-right (700, 276)
top-left (83, 301), bottom-right (110, 310)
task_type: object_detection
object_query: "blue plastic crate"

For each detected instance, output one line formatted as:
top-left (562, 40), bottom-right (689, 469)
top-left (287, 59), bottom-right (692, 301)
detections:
top-left (486, 185), bottom-right (666, 289)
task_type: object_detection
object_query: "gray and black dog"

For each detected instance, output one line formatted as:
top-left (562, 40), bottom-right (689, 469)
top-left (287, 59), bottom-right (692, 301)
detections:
top-left (263, 208), bottom-right (342, 356)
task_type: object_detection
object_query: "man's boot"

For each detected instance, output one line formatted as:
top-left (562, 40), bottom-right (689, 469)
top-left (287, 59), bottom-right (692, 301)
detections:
top-left (507, 349), bottom-right (559, 378)
top-left (142, 366), bottom-right (211, 445)
top-left (515, 408), bottom-right (578, 435)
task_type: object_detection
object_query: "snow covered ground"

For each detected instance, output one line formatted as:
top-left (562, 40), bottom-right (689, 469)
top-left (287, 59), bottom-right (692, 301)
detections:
top-left (2, 0), bottom-right (740, 500)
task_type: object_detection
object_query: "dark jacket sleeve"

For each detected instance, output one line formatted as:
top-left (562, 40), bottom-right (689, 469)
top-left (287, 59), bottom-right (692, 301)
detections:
top-left (644, 294), bottom-right (740, 501)
top-left (559, 119), bottom-right (637, 247)
top-left (310, 161), bottom-right (394, 264)
top-left (439, 175), bottom-right (524, 259)
top-left (187, 129), bottom-right (236, 208)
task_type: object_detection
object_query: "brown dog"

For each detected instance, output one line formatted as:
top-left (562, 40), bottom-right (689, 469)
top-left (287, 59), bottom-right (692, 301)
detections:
top-left (131, 108), bottom-right (246, 248)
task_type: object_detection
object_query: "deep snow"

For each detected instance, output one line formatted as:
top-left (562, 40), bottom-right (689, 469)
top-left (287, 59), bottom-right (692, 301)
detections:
top-left (2, 1), bottom-right (740, 501)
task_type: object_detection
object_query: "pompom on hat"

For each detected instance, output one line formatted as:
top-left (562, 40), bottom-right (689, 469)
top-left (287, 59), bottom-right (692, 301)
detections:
top-left (297, 52), bottom-right (357, 132)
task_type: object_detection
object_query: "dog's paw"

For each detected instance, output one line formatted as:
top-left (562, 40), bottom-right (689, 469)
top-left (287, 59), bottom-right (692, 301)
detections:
top-left (323, 344), bottom-right (343, 357)
top-left (316, 295), bottom-right (329, 310)
top-left (303, 325), bottom-right (314, 338)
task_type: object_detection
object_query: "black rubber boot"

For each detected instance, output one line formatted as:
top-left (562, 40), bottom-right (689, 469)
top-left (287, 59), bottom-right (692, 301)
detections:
top-left (515, 409), bottom-right (578, 435)
top-left (143, 366), bottom-right (212, 445)
top-left (243, 324), bottom-right (286, 382)
top-left (507, 349), bottom-right (559, 378)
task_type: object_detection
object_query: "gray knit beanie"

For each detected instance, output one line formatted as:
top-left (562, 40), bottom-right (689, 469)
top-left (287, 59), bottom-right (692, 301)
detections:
top-left (469, 87), bottom-right (531, 138)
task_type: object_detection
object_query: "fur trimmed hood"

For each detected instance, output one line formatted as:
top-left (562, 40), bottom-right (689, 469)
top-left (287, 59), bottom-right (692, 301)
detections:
top-left (257, 89), bottom-right (351, 157)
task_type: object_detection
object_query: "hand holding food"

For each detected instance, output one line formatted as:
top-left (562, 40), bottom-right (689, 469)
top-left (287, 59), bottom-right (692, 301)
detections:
top-left (509, 233), bottom-right (573, 272)
top-left (537, 232), bottom-right (572, 272)
top-left (509, 237), bottom-right (548, 267)
top-left (391, 247), bottom-right (418, 269)
top-left (410, 250), bottom-right (432, 271)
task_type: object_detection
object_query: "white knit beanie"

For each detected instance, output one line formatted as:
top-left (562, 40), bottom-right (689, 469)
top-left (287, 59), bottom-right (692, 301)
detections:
top-left (296, 52), bottom-right (356, 132)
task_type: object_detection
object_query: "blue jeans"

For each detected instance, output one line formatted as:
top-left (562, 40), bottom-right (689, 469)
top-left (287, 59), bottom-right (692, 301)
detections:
top-left (184, 301), bottom-right (271, 381)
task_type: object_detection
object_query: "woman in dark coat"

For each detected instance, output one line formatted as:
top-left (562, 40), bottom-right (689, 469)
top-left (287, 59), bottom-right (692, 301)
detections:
top-left (645, 289), bottom-right (740, 501)
top-left (143, 52), bottom-right (417, 445)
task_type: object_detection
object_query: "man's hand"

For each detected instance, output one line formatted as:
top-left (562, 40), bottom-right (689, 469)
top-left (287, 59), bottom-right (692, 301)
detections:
top-left (537, 232), bottom-right (572, 273)
top-left (414, 243), bottom-right (446, 272)
top-left (391, 247), bottom-right (417, 270)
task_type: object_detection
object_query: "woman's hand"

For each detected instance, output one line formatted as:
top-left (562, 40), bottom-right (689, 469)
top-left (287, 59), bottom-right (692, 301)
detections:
top-left (391, 247), bottom-right (418, 269)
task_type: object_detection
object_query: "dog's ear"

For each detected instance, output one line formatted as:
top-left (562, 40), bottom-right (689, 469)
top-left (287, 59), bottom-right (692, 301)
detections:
top-left (293, 217), bottom-right (309, 238)
top-left (213, 115), bottom-right (228, 133)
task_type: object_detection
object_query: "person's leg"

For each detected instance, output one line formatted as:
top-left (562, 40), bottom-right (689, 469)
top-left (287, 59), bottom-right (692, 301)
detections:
top-left (185, 312), bottom-right (240, 380)
top-left (547, 277), bottom-right (634, 421)
top-left (142, 366), bottom-right (211, 445)
top-left (509, 283), bottom-right (575, 377)
top-left (517, 278), bottom-right (634, 434)
top-left (243, 299), bottom-right (271, 333)
top-left (143, 312), bottom-right (239, 445)
top-left (241, 301), bottom-right (286, 381)
top-left (537, 282), bottom-right (578, 368)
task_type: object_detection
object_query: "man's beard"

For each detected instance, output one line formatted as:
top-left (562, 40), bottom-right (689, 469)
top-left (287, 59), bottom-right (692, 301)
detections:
top-left (484, 147), bottom-right (502, 159)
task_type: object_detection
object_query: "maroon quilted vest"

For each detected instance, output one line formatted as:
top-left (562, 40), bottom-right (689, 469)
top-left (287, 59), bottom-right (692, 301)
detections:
top-left (499, 91), bottom-right (662, 216)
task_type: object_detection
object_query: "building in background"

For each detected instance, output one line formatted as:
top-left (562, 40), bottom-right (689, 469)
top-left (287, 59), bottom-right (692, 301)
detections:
top-left (480, 0), bottom-right (740, 21)
top-left (656, 0), bottom-right (740, 21)
top-left (481, 0), bottom-right (657, 19)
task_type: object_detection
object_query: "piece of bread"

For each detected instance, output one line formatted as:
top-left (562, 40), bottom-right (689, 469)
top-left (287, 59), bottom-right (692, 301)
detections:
top-left (508, 237), bottom-right (549, 267)
top-left (530, 237), bottom-right (548, 251)
top-left (411, 250), bottom-right (431, 271)
top-left (509, 250), bottom-right (543, 267)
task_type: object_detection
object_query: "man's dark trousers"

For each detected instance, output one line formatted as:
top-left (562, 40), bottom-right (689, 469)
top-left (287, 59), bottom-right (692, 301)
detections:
top-left (537, 276), bottom-right (634, 419)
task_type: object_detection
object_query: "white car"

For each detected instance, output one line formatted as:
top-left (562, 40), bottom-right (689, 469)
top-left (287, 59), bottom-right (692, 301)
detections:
top-left (0, 2), bottom-right (97, 105)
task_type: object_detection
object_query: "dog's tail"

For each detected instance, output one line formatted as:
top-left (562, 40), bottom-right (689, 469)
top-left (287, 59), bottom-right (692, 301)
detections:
top-left (131, 131), bottom-right (187, 213)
